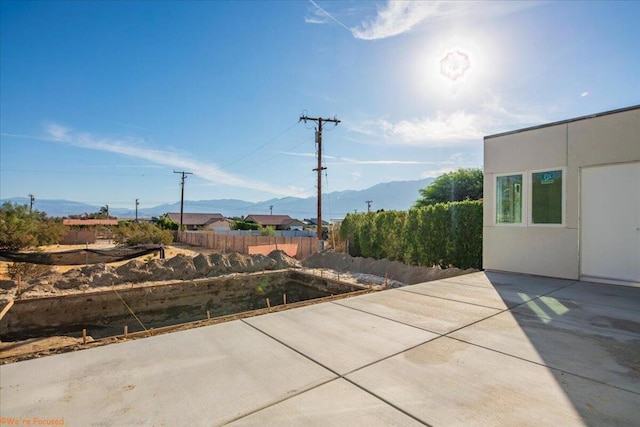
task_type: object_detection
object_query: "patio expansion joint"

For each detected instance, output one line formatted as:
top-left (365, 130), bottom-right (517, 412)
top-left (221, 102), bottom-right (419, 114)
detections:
top-left (433, 279), bottom-right (581, 338)
top-left (398, 277), bottom-right (581, 312)
top-left (335, 279), bottom-right (640, 396)
top-left (330, 299), bottom-right (455, 336)
top-left (397, 286), bottom-right (510, 310)
top-left (446, 335), bottom-right (640, 396)
top-left (436, 282), bottom-right (640, 397)
top-left (235, 316), bottom-right (433, 426)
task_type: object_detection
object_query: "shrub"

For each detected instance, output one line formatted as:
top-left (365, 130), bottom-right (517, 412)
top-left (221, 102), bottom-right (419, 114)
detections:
top-left (113, 222), bottom-right (173, 246)
top-left (260, 226), bottom-right (276, 237)
top-left (339, 200), bottom-right (482, 269)
top-left (0, 202), bottom-right (68, 250)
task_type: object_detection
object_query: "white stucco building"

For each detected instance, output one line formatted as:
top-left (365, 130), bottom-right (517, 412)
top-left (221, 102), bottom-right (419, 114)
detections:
top-left (483, 105), bottom-right (639, 286)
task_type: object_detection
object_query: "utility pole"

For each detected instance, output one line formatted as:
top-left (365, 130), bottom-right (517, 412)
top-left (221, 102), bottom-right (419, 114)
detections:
top-left (366, 200), bottom-right (373, 212)
top-left (269, 205), bottom-right (273, 215)
top-left (135, 199), bottom-right (139, 222)
top-left (299, 114), bottom-right (340, 245)
top-left (105, 204), bottom-right (109, 219)
top-left (28, 194), bottom-right (35, 213)
top-left (173, 170), bottom-right (193, 230)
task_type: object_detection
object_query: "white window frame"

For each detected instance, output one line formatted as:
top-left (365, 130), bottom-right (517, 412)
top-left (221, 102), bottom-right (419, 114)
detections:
top-left (494, 172), bottom-right (527, 226)
top-left (528, 167), bottom-right (566, 227)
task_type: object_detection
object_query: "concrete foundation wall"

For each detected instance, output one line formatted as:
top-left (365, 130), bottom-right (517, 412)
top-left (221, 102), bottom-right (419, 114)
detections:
top-left (0, 271), bottom-right (360, 340)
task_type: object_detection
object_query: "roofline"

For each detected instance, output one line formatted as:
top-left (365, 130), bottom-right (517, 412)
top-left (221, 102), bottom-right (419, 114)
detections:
top-left (484, 104), bottom-right (640, 140)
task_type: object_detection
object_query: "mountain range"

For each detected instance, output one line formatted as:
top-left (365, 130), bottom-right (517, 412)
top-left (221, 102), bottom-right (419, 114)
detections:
top-left (2, 178), bottom-right (434, 220)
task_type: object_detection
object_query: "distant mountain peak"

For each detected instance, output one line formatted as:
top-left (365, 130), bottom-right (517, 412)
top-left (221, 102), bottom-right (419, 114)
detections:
top-left (1, 178), bottom-right (433, 220)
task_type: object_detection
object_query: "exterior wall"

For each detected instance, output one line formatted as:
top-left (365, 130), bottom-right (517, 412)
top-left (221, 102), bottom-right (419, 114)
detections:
top-left (483, 106), bottom-right (640, 280)
top-left (203, 220), bottom-right (231, 231)
top-left (60, 230), bottom-right (97, 245)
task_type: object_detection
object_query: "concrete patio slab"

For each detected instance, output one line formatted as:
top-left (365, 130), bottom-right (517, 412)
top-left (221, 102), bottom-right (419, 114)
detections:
top-left (346, 336), bottom-right (640, 426)
top-left (0, 320), bottom-right (336, 426)
top-left (1, 271), bottom-right (638, 426)
top-left (442, 270), bottom-right (577, 292)
top-left (449, 309), bottom-right (640, 393)
top-left (334, 288), bottom-right (501, 334)
top-left (244, 302), bottom-right (437, 375)
top-left (228, 378), bottom-right (424, 426)
top-left (549, 280), bottom-right (640, 311)
top-left (401, 279), bottom-right (540, 309)
top-left (511, 294), bottom-right (640, 340)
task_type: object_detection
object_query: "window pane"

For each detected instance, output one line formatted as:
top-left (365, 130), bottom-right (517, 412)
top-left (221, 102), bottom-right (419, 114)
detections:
top-left (532, 170), bottom-right (563, 224)
top-left (496, 174), bottom-right (522, 224)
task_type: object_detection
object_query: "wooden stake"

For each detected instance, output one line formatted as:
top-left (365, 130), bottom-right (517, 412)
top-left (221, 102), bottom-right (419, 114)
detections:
top-left (283, 294), bottom-right (287, 305)
top-left (207, 310), bottom-right (211, 320)
top-left (82, 328), bottom-right (87, 345)
top-left (266, 298), bottom-right (271, 309)
top-left (124, 325), bottom-right (128, 338)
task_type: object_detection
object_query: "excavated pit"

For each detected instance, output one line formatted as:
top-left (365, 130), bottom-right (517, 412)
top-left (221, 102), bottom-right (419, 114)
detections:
top-left (0, 270), bottom-right (368, 342)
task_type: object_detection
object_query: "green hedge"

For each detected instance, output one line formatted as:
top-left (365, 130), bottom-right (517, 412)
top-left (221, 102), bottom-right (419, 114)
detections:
top-left (339, 200), bottom-right (482, 269)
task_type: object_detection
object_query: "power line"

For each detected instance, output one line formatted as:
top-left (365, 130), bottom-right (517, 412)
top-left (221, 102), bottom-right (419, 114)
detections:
top-left (220, 122), bottom-right (299, 170)
top-left (299, 114), bottom-right (340, 245)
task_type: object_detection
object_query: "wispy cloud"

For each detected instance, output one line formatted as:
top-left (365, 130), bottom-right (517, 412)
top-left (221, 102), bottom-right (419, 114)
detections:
top-left (347, 111), bottom-right (485, 146)
top-left (353, 1), bottom-right (452, 40)
top-left (280, 151), bottom-right (452, 165)
top-left (307, 1), bottom-right (541, 41)
top-left (42, 124), bottom-right (307, 198)
top-left (305, 0), bottom-right (352, 32)
top-left (420, 167), bottom-right (458, 179)
top-left (346, 97), bottom-right (547, 146)
top-left (481, 94), bottom-right (547, 126)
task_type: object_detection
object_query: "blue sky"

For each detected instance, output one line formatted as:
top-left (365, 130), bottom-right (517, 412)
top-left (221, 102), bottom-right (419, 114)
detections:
top-left (1, 0), bottom-right (639, 210)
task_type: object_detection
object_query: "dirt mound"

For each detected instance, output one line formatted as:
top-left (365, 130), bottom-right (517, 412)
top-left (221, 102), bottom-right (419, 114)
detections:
top-left (3, 250), bottom-right (301, 296)
top-left (302, 251), bottom-right (476, 286)
top-left (2, 248), bottom-right (472, 297)
top-left (269, 250), bottom-right (301, 269)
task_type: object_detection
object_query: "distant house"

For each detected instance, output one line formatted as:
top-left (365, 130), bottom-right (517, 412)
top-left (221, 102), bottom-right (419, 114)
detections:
top-left (244, 214), bottom-right (305, 231)
top-left (304, 218), bottom-right (330, 228)
top-left (61, 218), bottom-right (119, 244)
top-left (62, 219), bottom-right (119, 226)
top-left (165, 213), bottom-right (232, 231)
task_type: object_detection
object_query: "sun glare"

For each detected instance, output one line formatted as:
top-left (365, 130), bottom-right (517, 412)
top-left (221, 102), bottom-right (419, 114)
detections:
top-left (412, 33), bottom-right (495, 102)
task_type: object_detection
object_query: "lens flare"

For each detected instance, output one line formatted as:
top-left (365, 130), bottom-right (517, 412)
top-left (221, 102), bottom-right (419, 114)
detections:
top-left (440, 50), bottom-right (470, 81)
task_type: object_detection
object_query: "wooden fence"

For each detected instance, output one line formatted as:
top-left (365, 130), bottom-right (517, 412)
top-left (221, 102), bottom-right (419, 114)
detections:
top-left (176, 231), bottom-right (319, 259)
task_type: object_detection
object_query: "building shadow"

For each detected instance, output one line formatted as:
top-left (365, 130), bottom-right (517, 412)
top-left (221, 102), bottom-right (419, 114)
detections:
top-left (483, 271), bottom-right (640, 425)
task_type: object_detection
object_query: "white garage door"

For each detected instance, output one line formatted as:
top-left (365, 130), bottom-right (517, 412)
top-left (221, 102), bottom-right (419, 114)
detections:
top-left (580, 162), bottom-right (640, 285)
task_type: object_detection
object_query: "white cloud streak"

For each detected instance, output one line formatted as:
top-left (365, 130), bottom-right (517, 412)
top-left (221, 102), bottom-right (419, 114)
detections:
top-left (420, 167), bottom-right (458, 179)
top-left (353, 1), bottom-right (451, 40)
top-left (347, 111), bottom-right (485, 146)
top-left (43, 124), bottom-right (306, 198)
top-left (279, 151), bottom-right (452, 165)
top-left (306, 0), bottom-right (352, 32)
top-left (308, 1), bottom-right (541, 41)
top-left (346, 97), bottom-right (548, 146)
